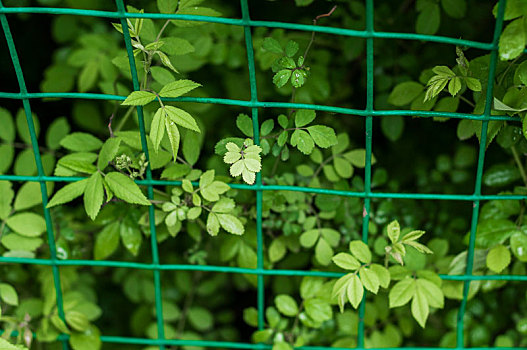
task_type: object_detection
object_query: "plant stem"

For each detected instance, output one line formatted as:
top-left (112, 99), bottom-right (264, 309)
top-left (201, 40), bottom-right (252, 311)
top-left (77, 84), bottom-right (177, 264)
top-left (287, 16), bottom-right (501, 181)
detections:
top-left (114, 106), bottom-right (136, 132)
top-left (511, 144), bottom-right (527, 186)
top-left (459, 95), bottom-right (475, 108)
top-left (270, 6), bottom-right (337, 178)
top-left (310, 154), bottom-right (336, 182)
top-left (155, 20), bottom-right (171, 43)
top-left (303, 5), bottom-right (337, 60)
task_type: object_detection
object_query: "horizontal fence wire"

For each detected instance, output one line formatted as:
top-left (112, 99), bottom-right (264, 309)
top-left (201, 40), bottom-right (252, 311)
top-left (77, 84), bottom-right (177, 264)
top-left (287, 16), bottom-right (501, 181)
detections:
top-left (0, 0), bottom-right (525, 349)
top-left (0, 93), bottom-right (521, 122)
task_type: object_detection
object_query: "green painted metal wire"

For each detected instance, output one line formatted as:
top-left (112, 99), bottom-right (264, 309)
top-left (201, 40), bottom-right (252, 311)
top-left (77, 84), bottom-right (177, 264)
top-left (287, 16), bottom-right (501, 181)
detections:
top-left (456, 0), bottom-right (506, 347)
top-left (0, 0), bottom-right (524, 349)
top-left (0, 92), bottom-right (520, 121)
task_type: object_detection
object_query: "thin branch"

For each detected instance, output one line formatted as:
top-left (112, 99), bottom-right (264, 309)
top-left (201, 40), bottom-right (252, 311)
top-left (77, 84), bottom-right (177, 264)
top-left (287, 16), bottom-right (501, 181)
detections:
top-left (303, 5), bottom-right (337, 60)
top-left (511, 144), bottom-right (527, 186)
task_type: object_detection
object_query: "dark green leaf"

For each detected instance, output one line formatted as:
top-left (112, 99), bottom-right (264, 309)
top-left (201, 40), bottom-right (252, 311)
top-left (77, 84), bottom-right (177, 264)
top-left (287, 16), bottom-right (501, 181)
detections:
top-left (94, 221), bottom-right (120, 260)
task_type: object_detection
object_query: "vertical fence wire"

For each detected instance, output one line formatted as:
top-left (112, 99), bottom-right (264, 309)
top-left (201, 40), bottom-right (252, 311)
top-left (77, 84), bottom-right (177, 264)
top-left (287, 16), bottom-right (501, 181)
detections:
top-left (357, 0), bottom-right (375, 347)
top-left (0, 0), bottom-right (525, 349)
top-left (0, 1), bottom-right (69, 349)
top-left (456, 0), bottom-right (507, 347)
top-left (240, 0), bottom-right (266, 332)
top-left (113, 0), bottom-right (166, 348)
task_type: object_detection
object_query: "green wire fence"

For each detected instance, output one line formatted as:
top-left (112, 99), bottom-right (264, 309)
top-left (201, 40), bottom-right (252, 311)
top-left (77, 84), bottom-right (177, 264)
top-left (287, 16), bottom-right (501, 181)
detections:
top-left (0, 0), bottom-right (524, 349)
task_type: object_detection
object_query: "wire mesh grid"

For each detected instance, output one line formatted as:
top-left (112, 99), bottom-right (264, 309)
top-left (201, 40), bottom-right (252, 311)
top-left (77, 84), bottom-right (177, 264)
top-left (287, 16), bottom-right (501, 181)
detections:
top-left (0, 0), bottom-right (525, 349)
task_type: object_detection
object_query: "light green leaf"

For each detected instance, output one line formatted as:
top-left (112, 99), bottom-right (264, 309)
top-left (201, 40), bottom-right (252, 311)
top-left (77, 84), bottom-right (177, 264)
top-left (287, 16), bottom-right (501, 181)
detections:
top-left (46, 117), bottom-right (70, 150)
top-left (160, 37), bottom-right (195, 56)
top-left (159, 79), bottom-right (201, 98)
top-left (307, 125), bottom-right (337, 148)
top-left (333, 157), bottom-right (353, 178)
top-left (0, 181), bottom-right (14, 220)
top-left (122, 90), bottom-right (156, 106)
top-left (164, 105), bottom-right (200, 132)
top-left (370, 264), bottom-right (391, 289)
top-left (94, 221), bottom-right (120, 260)
top-left (206, 212), bottom-right (220, 236)
top-left (401, 230), bottom-right (426, 242)
top-left (387, 220), bottom-right (400, 243)
top-left (165, 116), bottom-right (181, 161)
top-left (0, 144), bottom-right (14, 174)
top-left (6, 213), bottom-right (46, 237)
top-left (157, 51), bottom-right (179, 73)
top-left (465, 77), bottom-right (481, 91)
top-left (120, 220), bottom-right (142, 256)
top-left (432, 66), bottom-right (456, 76)
top-left (16, 109), bottom-right (39, 145)
top-left (474, 219), bottom-right (517, 248)
top-left (332, 253), bottom-right (361, 270)
top-left (285, 40), bottom-right (299, 57)
top-left (69, 325), bottom-right (101, 350)
top-left (511, 232), bottom-right (527, 262)
top-left (188, 306), bottom-right (214, 331)
top-left (151, 66), bottom-right (175, 85)
top-left (0, 338), bottom-right (26, 349)
top-left (315, 238), bottom-right (333, 266)
top-left (272, 342), bottom-right (293, 350)
top-left (275, 294), bottom-right (299, 317)
top-left (360, 267), bottom-right (380, 294)
top-left (295, 109), bottom-right (316, 127)
top-left (66, 310), bottom-right (89, 332)
top-left (0, 283), bottom-right (18, 306)
top-left (411, 287), bottom-right (429, 328)
top-left (416, 278), bottom-right (444, 308)
top-left (299, 229), bottom-right (319, 248)
top-left (291, 69), bottom-right (306, 88)
top-left (78, 60), bottom-right (98, 92)
top-left (349, 240), bottom-right (371, 263)
top-left (486, 244), bottom-right (511, 273)
top-left (157, 0), bottom-right (178, 13)
top-left (0, 108), bottom-right (15, 142)
top-left (388, 82), bottom-right (423, 106)
top-left (290, 129), bottom-right (314, 155)
top-left (389, 277), bottom-right (416, 308)
top-left (217, 213), bottom-right (244, 235)
top-left (150, 108), bottom-right (166, 153)
top-left (347, 274), bottom-right (364, 309)
top-left (182, 129), bottom-right (202, 165)
top-left (97, 137), bottom-right (121, 170)
top-left (236, 114), bottom-right (253, 137)
top-left (47, 180), bottom-right (88, 208)
top-left (304, 298), bottom-right (332, 322)
top-left (14, 182), bottom-right (44, 211)
top-left (499, 18), bottom-right (525, 60)
top-left (84, 172), bottom-right (104, 220)
top-left (269, 238), bottom-right (286, 263)
top-left (60, 132), bottom-right (102, 152)
top-left (448, 76), bottom-right (462, 96)
top-left (104, 172), bottom-right (151, 205)
top-left (262, 37), bottom-right (283, 54)
top-left (273, 69), bottom-right (292, 88)
top-left (243, 307), bottom-right (258, 327)
top-left (1, 233), bottom-right (43, 252)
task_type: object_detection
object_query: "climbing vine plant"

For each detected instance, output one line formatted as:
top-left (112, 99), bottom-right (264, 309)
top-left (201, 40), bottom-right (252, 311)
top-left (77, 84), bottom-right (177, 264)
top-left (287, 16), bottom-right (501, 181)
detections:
top-left (1, 1), bottom-right (527, 350)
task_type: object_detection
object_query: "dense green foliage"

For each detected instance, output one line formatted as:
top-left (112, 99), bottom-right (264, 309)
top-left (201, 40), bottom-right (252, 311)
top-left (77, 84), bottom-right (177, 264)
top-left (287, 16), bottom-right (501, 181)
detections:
top-left (1, 0), bottom-right (527, 349)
